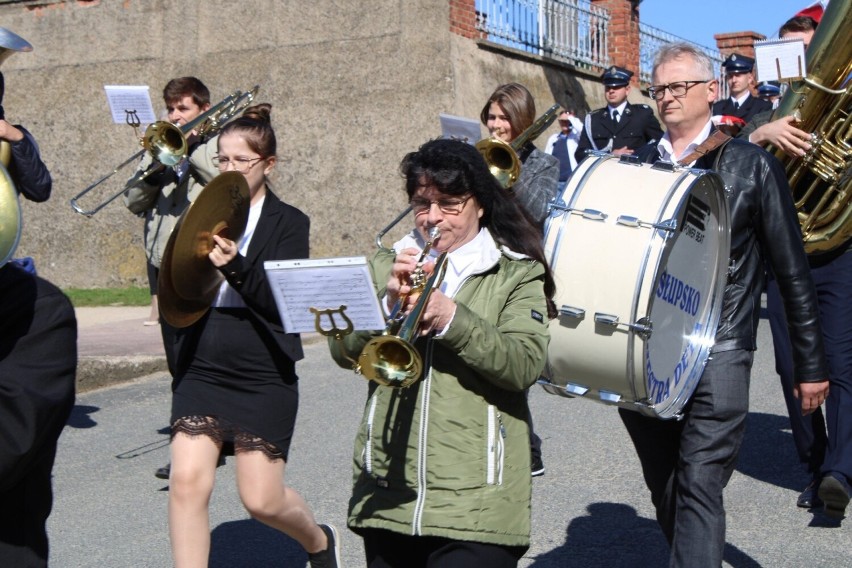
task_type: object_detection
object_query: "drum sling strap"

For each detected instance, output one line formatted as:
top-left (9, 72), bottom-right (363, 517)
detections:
top-left (676, 130), bottom-right (731, 166)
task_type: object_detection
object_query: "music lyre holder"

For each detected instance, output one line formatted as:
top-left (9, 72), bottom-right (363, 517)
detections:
top-left (125, 108), bottom-right (142, 139)
top-left (311, 305), bottom-right (354, 340)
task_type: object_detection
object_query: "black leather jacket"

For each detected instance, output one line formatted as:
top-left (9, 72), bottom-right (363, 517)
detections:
top-left (8, 125), bottom-right (52, 203)
top-left (636, 136), bottom-right (827, 384)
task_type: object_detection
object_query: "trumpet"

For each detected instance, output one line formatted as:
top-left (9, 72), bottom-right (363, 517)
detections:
top-left (70, 85), bottom-right (259, 217)
top-left (358, 227), bottom-right (448, 388)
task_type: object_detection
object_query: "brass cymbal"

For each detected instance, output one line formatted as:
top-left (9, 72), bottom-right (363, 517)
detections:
top-left (158, 171), bottom-right (250, 328)
top-left (158, 216), bottom-right (211, 328)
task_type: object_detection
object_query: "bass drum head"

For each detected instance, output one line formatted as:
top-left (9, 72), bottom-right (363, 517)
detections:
top-left (640, 170), bottom-right (730, 418)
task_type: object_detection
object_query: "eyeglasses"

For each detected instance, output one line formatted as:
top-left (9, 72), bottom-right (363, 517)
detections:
top-left (409, 195), bottom-right (472, 215)
top-left (213, 155), bottom-right (264, 173)
top-left (647, 80), bottom-right (713, 101)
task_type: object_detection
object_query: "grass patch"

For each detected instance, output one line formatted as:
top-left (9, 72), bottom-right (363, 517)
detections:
top-left (63, 286), bottom-right (151, 307)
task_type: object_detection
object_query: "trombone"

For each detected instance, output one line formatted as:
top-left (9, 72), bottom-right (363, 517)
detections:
top-left (374, 103), bottom-right (561, 251)
top-left (70, 85), bottom-right (259, 217)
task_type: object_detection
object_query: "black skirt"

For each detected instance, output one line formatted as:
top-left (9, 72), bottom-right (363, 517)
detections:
top-left (171, 308), bottom-right (299, 460)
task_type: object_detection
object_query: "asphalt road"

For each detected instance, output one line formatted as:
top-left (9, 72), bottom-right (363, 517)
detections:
top-left (48, 320), bottom-right (850, 567)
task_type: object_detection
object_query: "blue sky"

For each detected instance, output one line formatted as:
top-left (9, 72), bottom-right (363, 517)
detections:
top-left (639, 0), bottom-right (815, 50)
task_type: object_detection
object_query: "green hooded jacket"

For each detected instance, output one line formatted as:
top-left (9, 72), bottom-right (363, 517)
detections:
top-left (330, 237), bottom-right (550, 547)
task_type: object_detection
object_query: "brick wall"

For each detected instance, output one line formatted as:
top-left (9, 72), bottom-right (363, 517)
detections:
top-left (591, 0), bottom-right (640, 84)
top-left (713, 31), bottom-right (766, 59)
top-left (449, 0), bottom-right (483, 40)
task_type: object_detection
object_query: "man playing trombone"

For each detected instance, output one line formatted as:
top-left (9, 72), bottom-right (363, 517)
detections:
top-left (123, 76), bottom-right (219, 479)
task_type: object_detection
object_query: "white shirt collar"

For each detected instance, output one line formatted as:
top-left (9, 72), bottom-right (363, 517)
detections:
top-left (607, 101), bottom-right (628, 118)
top-left (731, 91), bottom-right (750, 106)
top-left (657, 120), bottom-right (713, 166)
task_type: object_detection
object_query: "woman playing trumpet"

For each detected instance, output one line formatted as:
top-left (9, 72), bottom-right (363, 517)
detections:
top-left (330, 138), bottom-right (556, 567)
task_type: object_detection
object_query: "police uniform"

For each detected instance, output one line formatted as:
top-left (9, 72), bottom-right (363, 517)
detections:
top-left (712, 54), bottom-right (773, 123)
top-left (575, 66), bottom-right (663, 164)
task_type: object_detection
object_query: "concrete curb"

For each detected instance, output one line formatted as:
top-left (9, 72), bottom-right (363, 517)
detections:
top-left (78, 355), bottom-right (168, 393)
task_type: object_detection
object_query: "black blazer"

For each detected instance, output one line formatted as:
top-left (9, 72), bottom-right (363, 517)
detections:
top-left (178, 189), bottom-right (310, 368)
top-left (712, 94), bottom-right (773, 124)
top-left (575, 103), bottom-right (663, 163)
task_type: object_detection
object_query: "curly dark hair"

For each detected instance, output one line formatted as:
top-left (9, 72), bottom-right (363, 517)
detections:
top-left (400, 138), bottom-right (557, 317)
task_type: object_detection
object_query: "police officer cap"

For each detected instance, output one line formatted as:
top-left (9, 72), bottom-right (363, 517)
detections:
top-left (757, 81), bottom-right (781, 97)
top-left (601, 66), bottom-right (633, 87)
top-left (722, 53), bottom-right (755, 74)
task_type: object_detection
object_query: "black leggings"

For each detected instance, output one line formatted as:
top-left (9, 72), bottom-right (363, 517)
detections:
top-left (361, 528), bottom-right (526, 568)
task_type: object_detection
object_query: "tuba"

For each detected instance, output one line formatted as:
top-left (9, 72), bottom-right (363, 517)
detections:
top-left (768, 0), bottom-right (852, 253)
top-left (0, 27), bottom-right (34, 266)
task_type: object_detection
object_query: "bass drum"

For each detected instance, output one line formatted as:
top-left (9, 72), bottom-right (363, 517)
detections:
top-left (539, 155), bottom-right (730, 419)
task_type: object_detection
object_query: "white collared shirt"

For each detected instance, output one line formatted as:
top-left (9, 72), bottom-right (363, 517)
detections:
top-left (731, 92), bottom-right (750, 108)
top-left (657, 120), bottom-right (713, 166)
top-left (607, 101), bottom-right (628, 121)
top-left (212, 194), bottom-right (266, 308)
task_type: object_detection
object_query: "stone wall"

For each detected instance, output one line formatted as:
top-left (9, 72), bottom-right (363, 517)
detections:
top-left (3, 0), bottom-right (648, 288)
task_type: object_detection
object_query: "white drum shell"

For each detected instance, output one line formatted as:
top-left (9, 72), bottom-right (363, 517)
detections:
top-left (541, 155), bottom-right (730, 419)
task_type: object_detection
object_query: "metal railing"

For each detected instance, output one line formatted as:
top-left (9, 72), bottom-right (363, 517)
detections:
top-left (475, 0), bottom-right (610, 70)
top-left (639, 21), bottom-right (725, 93)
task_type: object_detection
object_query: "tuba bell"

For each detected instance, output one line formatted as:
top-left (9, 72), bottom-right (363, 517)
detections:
top-left (0, 27), bottom-right (34, 266)
top-left (767, 0), bottom-right (852, 253)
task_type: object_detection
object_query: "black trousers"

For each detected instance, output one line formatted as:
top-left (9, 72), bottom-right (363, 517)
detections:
top-left (619, 349), bottom-right (752, 568)
top-left (767, 250), bottom-right (852, 484)
top-left (361, 528), bottom-right (526, 568)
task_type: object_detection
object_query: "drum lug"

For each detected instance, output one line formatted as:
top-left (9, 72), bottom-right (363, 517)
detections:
top-left (566, 208), bottom-right (608, 221)
top-left (616, 216), bottom-right (677, 233)
top-left (559, 305), bottom-right (585, 319)
top-left (598, 390), bottom-right (622, 403)
top-left (618, 155), bottom-right (641, 166)
top-left (536, 377), bottom-right (588, 398)
top-left (594, 313), bottom-right (653, 339)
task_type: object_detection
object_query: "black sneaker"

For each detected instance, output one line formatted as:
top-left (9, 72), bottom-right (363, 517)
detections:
top-left (155, 463), bottom-right (170, 480)
top-left (531, 455), bottom-right (545, 478)
top-left (308, 523), bottom-right (340, 568)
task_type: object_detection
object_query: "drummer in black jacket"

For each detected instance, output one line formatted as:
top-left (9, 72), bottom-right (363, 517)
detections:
top-left (574, 66), bottom-right (663, 164)
top-left (620, 43), bottom-right (827, 568)
top-left (711, 53), bottom-right (773, 124)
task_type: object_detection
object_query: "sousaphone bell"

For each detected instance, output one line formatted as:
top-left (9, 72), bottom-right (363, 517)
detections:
top-left (159, 172), bottom-right (250, 327)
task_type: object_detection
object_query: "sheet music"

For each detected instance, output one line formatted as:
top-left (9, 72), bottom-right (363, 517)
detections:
top-left (754, 38), bottom-right (807, 82)
top-left (264, 256), bottom-right (385, 333)
top-left (103, 85), bottom-right (157, 125)
top-left (439, 113), bottom-right (482, 144)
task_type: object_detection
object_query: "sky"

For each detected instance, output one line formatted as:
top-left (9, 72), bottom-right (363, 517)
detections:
top-left (638, 0), bottom-right (817, 51)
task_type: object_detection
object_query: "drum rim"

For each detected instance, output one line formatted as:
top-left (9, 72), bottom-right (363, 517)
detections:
top-left (642, 170), bottom-right (731, 419)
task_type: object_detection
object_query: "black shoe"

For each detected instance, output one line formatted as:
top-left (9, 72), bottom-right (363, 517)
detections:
top-left (155, 463), bottom-right (170, 480)
top-left (308, 524), bottom-right (340, 568)
top-left (818, 474), bottom-right (851, 519)
top-left (217, 455), bottom-right (226, 468)
top-left (531, 455), bottom-right (545, 478)
top-left (797, 479), bottom-right (823, 508)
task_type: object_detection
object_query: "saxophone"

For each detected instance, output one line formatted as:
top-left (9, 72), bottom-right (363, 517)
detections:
top-left (768, 0), bottom-right (852, 254)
